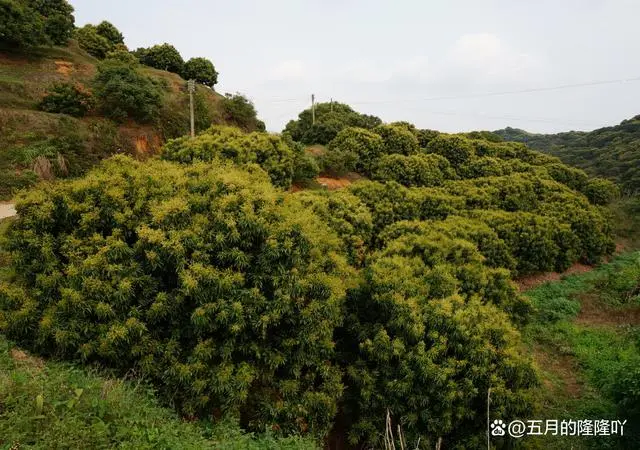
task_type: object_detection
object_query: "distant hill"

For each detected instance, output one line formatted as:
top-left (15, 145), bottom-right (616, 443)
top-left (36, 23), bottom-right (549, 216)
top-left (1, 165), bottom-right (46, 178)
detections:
top-left (0, 41), bottom-right (242, 199)
top-left (494, 115), bottom-right (640, 194)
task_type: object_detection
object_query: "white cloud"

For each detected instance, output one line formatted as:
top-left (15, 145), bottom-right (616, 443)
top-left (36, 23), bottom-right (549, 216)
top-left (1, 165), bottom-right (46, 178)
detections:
top-left (445, 32), bottom-right (544, 82)
top-left (268, 60), bottom-right (306, 80)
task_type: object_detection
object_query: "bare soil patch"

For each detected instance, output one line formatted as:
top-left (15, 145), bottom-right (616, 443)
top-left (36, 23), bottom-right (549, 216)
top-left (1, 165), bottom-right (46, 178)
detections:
top-left (532, 346), bottom-right (582, 398)
top-left (576, 293), bottom-right (640, 326)
top-left (517, 263), bottom-right (593, 292)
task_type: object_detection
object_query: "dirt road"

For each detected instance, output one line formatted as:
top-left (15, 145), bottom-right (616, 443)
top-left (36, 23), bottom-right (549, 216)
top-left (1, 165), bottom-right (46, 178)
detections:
top-left (0, 203), bottom-right (16, 220)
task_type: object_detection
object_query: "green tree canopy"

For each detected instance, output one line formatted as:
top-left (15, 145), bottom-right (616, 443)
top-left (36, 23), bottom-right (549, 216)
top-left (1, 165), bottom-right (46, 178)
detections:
top-left (284, 102), bottom-right (382, 145)
top-left (182, 57), bottom-right (218, 88)
top-left (75, 24), bottom-right (112, 59)
top-left (92, 59), bottom-right (163, 123)
top-left (135, 43), bottom-right (184, 74)
top-left (0, 0), bottom-right (74, 47)
top-left (221, 93), bottom-right (264, 132)
top-left (95, 20), bottom-right (124, 46)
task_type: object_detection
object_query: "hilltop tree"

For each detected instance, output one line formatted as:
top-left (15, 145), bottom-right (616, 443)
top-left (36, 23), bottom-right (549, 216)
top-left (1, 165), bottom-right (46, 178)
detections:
top-left (28, 0), bottom-right (75, 45)
top-left (221, 93), bottom-right (265, 132)
top-left (135, 43), bottom-right (184, 74)
top-left (95, 20), bottom-right (124, 46)
top-left (75, 24), bottom-right (112, 59)
top-left (0, 0), bottom-right (46, 47)
top-left (0, 0), bottom-right (74, 48)
top-left (284, 102), bottom-right (382, 145)
top-left (182, 57), bottom-right (218, 88)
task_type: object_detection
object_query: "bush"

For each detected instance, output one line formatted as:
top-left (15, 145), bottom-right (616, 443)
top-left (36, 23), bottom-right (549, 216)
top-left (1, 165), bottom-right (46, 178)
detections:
top-left (75, 25), bottom-right (112, 59)
top-left (371, 153), bottom-right (453, 187)
top-left (135, 43), bottom-right (184, 74)
top-left (426, 135), bottom-right (475, 167)
top-left (584, 177), bottom-right (620, 205)
top-left (416, 128), bottom-right (440, 148)
top-left (338, 230), bottom-right (537, 447)
top-left (293, 190), bottom-right (373, 267)
top-left (373, 124), bottom-right (420, 155)
top-left (1, 0), bottom-right (74, 48)
top-left (0, 0), bottom-right (44, 47)
top-left (284, 103), bottom-right (382, 146)
top-left (1, 155), bottom-right (353, 439)
top-left (161, 126), bottom-right (296, 189)
top-left (325, 127), bottom-right (384, 174)
top-left (38, 82), bottom-right (93, 117)
top-left (93, 59), bottom-right (163, 123)
top-left (458, 156), bottom-right (509, 178)
top-left (221, 93), bottom-right (264, 132)
top-left (28, 0), bottom-right (75, 45)
top-left (95, 20), bottom-right (124, 46)
top-left (348, 181), bottom-right (464, 236)
top-left (182, 57), bottom-right (218, 88)
top-left (105, 45), bottom-right (139, 65)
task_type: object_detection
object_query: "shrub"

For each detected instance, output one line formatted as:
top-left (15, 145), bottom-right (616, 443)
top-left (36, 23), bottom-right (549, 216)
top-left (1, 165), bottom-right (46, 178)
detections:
top-left (135, 43), bottom-right (184, 74)
top-left (371, 153), bottom-right (453, 187)
top-left (293, 190), bottom-right (373, 267)
top-left (545, 163), bottom-right (589, 192)
top-left (292, 152), bottom-right (319, 184)
top-left (1, 155), bottom-right (353, 439)
top-left (75, 25), bottom-right (112, 59)
top-left (584, 177), bottom-right (620, 205)
top-left (39, 82), bottom-right (93, 117)
top-left (161, 126), bottom-right (296, 189)
top-left (221, 93), bottom-right (264, 132)
top-left (284, 103), bottom-right (382, 146)
top-left (373, 124), bottom-right (420, 155)
top-left (458, 156), bottom-right (509, 179)
top-left (426, 135), bottom-right (475, 167)
top-left (28, 0), bottom-right (75, 45)
top-left (105, 45), bottom-right (139, 65)
top-left (338, 229), bottom-right (537, 447)
top-left (0, 0), bottom-right (45, 48)
top-left (93, 59), bottom-right (163, 123)
top-left (467, 210), bottom-right (581, 275)
top-left (416, 128), bottom-right (440, 148)
top-left (348, 181), bottom-right (464, 236)
top-left (182, 57), bottom-right (218, 88)
top-left (95, 20), bottom-right (124, 46)
top-left (326, 127), bottom-right (384, 174)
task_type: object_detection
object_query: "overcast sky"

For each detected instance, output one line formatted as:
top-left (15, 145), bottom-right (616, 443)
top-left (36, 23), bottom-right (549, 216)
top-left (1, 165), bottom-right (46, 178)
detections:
top-left (69, 0), bottom-right (640, 133)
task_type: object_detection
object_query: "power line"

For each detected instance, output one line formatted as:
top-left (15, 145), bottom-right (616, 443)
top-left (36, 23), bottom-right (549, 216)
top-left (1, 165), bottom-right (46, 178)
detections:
top-left (347, 76), bottom-right (640, 105)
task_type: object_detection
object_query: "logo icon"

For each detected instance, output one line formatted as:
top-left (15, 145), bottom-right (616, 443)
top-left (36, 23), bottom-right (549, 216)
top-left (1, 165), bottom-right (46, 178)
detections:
top-left (491, 419), bottom-right (506, 436)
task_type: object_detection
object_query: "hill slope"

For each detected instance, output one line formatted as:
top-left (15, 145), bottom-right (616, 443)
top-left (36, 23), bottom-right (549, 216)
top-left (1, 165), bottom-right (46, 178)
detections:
top-left (0, 41), bottom-right (229, 200)
top-left (494, 115), bottom-right (640, 194)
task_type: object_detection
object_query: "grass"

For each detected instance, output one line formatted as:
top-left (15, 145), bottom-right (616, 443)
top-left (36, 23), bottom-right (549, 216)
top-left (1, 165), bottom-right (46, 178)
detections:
top-left (0, 336), bottom-right (318, 450)
top-left (521, 251), bottom-right (640, 449)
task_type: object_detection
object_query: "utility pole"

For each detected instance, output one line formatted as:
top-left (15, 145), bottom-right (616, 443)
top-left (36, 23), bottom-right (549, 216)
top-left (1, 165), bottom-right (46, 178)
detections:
top-left (311, 93), bottom-right (316, 125)
top-left (188, 79), bottom-right (196, 138)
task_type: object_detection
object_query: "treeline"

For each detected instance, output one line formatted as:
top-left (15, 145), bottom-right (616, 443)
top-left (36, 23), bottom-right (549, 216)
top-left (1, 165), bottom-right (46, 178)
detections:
top-left (0, 100), bottom-right (622, 448)
top-left (494, 115), bottom-right (640, 194)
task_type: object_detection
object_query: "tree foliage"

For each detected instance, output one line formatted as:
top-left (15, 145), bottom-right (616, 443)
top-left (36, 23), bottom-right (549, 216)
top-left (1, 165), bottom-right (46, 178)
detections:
top-left (75, 24), bottom-right (112, 59)
top-left (38, 82), bottom-right (93, 117)
top-left (220, 93), bottom-right (264, 132)
top-left (182, 57), bottom-right (218, 88)
top-left (284, 103), bottom-right (382, 145)
top-left (92, 59), bottom-right (163, 123)
top-left (95, 20), bottom-right (124, 46)
top-left (135, 43), bottom-right (184, 74)
top-left (495, 116), bottom-right (640, 194)
top-left (1, 156), bottom-right (353, 439)
top-left (161, 126), bottom-right (297, 189)
top-left (1, 0), bottom-right (74, 47)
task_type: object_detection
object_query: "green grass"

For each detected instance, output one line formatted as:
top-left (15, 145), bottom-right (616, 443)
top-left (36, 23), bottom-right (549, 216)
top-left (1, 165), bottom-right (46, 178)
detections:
top-left (0, 336), bottom-right (318, 450)
top-left (521, 252), bottom-right (640, 449)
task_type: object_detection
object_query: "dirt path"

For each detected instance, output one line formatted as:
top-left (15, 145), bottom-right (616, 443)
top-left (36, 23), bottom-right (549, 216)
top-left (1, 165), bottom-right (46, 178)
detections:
top-left (0, 203), bottom-right (16, 220)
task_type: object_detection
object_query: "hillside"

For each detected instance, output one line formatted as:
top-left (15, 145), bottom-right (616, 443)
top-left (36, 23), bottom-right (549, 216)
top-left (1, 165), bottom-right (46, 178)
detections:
top-left (0, 39), bottom-right (259, 200)
top-left (494, 115), bottom-right (640, 194)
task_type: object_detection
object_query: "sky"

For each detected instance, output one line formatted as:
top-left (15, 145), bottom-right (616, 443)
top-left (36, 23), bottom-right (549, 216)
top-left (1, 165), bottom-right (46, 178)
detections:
top-left (69, 0), bottom-right (640, 133)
